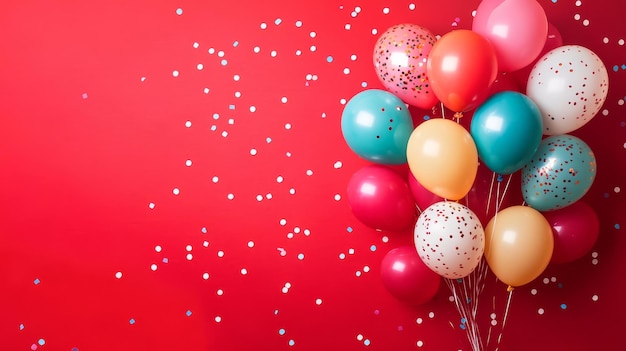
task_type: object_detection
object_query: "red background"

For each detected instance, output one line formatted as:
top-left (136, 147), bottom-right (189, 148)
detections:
top-left (1, 0), bottom-right (624, 350)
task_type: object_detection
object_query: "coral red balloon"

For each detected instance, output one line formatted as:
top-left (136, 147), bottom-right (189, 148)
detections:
top-left (346, 164), bottom-right (417, 232)
top-left (542, 201), bottom-right (600, 264)
top-left (426, 29), bottom-right (498, 113)
top-left (380, 246), bottom-right (441, 305)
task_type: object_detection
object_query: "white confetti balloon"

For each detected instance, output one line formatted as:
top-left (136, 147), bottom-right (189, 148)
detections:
top-left (414, 201), bottom-right (485, 279)
top-left (526, 45), bottom-right (609, 135)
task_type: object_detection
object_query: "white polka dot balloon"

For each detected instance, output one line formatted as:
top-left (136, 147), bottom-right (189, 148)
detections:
top-left (414, 201), bottom-right (485, 279)
top-left (526, 45), bottom-right (609, 135)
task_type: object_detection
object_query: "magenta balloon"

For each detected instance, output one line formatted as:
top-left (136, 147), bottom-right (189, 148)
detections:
top-left (542, 201), bottom-right (600, 264)
top-left (407, 172), bottom-right (444, 212)
top-left (346, 164), bottom-right (417, 232)
top-left (380, 246), bottom-right (441, 305)
top-left (472, 0), bottom-right (548, 72)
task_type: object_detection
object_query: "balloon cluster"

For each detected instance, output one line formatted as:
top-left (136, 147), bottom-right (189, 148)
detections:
top-left (341, 0), bottom-right (607, 309)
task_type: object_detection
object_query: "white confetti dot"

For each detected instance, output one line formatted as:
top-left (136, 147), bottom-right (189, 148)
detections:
top-left (295, 20), bottom-right (302, 27)
top-left (333, 161), bottom-right (343, 169)
top-left (212, 176), bottom-right (219, 183)
top-left (340, 98), bottom-right (347, 104)
top-left (193, 42), bottom-right (199, 48)
top-left (286, 152), bottom-right (292, 157)
top-left (417, 340), bottom-right (424, 347)
top-left (538, 308), bottom-right (545, 315)
top-left (253, 46), bottom-right (261, 53)
top-left (309, 31), bottom-right (316, 38)
top-left (203, 241), bottom-right (209, 247)
top-left (356, 334), bottom-right (364, 341)
top-left (531, 288), bottom-right (538, 295)
top-left (173, 188), bottom-right (180, 195)
top-left (266, 193), bottom-right (273, 200)
top-left (148, 202), bottom-right (155, 209)
top-left (306, 169), bottom-right (313, 176)
top-left (334, 194), bottom-right (341, 201)
top-left (208, 47), bottom-right (215, 54)
top-left (382, 236), bottom-right (389, 243)
top-left (592, 258), bottom-right (599, 265)
top-left (363, 266), bottom-right (370, 273)
top-left (575, 0), bottom-right (582, 6)
top-left (303, 229), bottom-right (310, 236)
top-left (233, 74), bottom-right (240, 81)
top-left (260, 22), bottom-right (267, 29)
top-left (382, 7), bottom-right (390, 14)
top-left (222, 131), bottom-right (228, 137)
top-left (602, 109), bottom-right (609, 116)
top-left (186, 253), bottom-right (193, 260)
top-left (185, 159), bottom-right (192, 167)
top-left (186, 245), bottom-right (192, 252)
top-left (234, 91), bottom-right (241, 98)
top-left (176, 8), bottom-right (183, 15)
top-left (203, 88), bottom-right (210, 94)
top-left (228, 118), bottom-right (234, 125)
top-left (217, 250), bottom-right (225, 257)
top-left (155, 245), bottom-right (162, 252)
top-left (115, 272), bottom-right (122, 279)
top-left (348, 248), bottom-right (355, 255)
top-left (276, 176), bottom-right (284, 183)
top-left (281, 96), bottom-right (288, 103)
top-left (282, 287), bottom-right (289, 294)
top-left (256, 194), bottom-right (263, 201)
top-left (172, 70), bottom-right (179, 77)
top-left (315, 298), bottom-right (322, 305)
top-left (619, 39), bottom-right (625, 46)
top-left (270, 50), bottom-right (277, 57)
top-left (339, 253), bottom-right (346, 260)
top-left (217, 50), bottom-right (225, 57)
top-left (202, 272), bottom-right (210, 280)
top-left (543, 278), bottom-right (550, 284)
top-left (491, 320), bottom-right (498, 326)
top-left (416, 318), bottom-right (423, 324)
top-left (185, 120), bottom-right (192, 127)
top-left (614, 187), bottom-right (621, 193)
top-left (215, 316), bottom-right (222, 323)
top-left (286, 232), bottom-right (294, 239)
top-left (409, 3), bottom-right (416, 10)
top-left (150, 264), bottom-right (158, 271)
top-left (289, 188), bottom-right (296, 195)
top-left (583, 19), bottom-right (589, 26)
top-left (250, 106), bottom-right (257, 112)
top-left (197, 63), bottom-right (204, 70)
top-left (574, 13), bottom-right (581, 20)
top-left (140, 76), bottom-right (146, 82)
top-left (310, 45), bottom-right (317, 52)
top-left (345, 23), bottom-right (351, 30)
top-left (592, 251), bottom-right (599, 258)
top-left (343, 67), bottom-right (350, 74)
top-left (250, 148), bottom-right (257, 156)
top-left (603, 37), bottom-right (609, 44)
top-left (247, 241), bottom-right (255, 248)
top-left (371, 28), bottom-right (378, 35)
top-left (592, 294), bottom-right (599, 302)
top-left (241, 268), bottom-right (248, 275)
top-left (428, 312), bottom-right (435, 318)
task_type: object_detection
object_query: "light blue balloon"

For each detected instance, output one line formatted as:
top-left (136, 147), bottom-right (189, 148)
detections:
top-left (522, 135), bottom-right (597, 211)
top-left (341, 89), bottom-right (414, 164)
top-left (470, 91), bottom-right (543, 175)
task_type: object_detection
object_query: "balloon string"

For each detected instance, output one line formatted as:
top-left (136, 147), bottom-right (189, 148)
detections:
top-left (440, 102), bottom-right (446, 119)
top-left (496, 174), bottom-right (513, 210)
top-left (485, 172), bottom-right (496, 220)
top-left (494, 288), bottom-right (515, 351)
top-left (446, 278), bottom-right (484, 351)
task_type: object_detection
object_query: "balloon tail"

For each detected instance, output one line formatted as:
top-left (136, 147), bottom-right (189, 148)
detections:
top-left (454, 111), bottom-right (464, 120)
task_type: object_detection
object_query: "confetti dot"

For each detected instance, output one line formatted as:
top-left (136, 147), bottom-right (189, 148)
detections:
top-left (241, 268), bottom-right (248, 275)
top-left (81, 93), bottom-right (88, 99)
top-left (279, 328), bottom-right (286, 336)
top-left (416, 318), bottom-right (423, 324)
top-left (364, 339), bottom-right (371, 346)
top-left (334, 194), bottom-right (341, 201)
top-left (172, 70), bottom-right (179, 77)
top-left (115, 272), bottom-right (122, 279)
top-left (34, 278), bottom-right (40, 285)
top-left (357, 334), bottom-right (364, 341)
top-left (218, 250), bottom-right (225, 257)
top-left (250, 148), bottom-right (258, 156)
top-left (248, 241), bottom-right (255, 248)
top-left (129, 318), bottom-right (136, 324)
top-left (150, 264), bottom-right (157, 271)
top-left (185, 159), bottom-right (192, 167)
top-left (215, 316), bottom-right (222, 323)
top-left (173, 188), bottom-right (180, 195)
top-left (538, 308), bottom-right (545, 315)
top-left (217, 289), bottom-right (224, 296)
top-left (203, 272), bottom-right (210, 280)
top-left (148, 202), bottom-right (155, 209)
top-left (417, 340), bottom-right (424, 347)
top-left (315, 298), bottom-right (322, 305)
top-left (175, 8), bottom-right (183, 15)
top-left (38, 339), bottom-right (45, 346)
top-left (288, 340), bottom-right (295, 346)
top-left (619, 39), bottom-right (625, 46)
top-left (592, 295), bottom-right (599, 301)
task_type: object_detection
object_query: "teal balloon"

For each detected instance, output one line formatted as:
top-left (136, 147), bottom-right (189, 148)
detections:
top-left (341, 89), bottom-right (413, 164)
top-left (470, 91), bottom-right (543, 174)
top-left (522, 135), bottom-right (597, 211)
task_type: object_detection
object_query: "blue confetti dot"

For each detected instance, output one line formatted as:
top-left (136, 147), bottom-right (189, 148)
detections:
top-left (461, 317), bottom-right (467, 324)
top-left (423, 115), bottom-right (430, 120)
top-left (176, 8), bottom-right (183, 15)
top-left (560, 303), bottom-right (567, 309)
top-left (364, 339), bottom-right (371, 346)
top-left (221, 59), bottom-right (228, 66)
top-left (615, 223), bottom-right (621, 230)
top-left (613, 65), bottom-right (619, 72)
top-left (279, 328), bottom-right (286, 335)
top-left (229, 104), bottom-right (235, 110)
top-left (297, 253), bottom-right (305, 260)
top-left (71, 348), bottom-right (79, 351)
top-left (186, 310), bottom-right (192, 317)
top-left (356, 271), bottom-right (362, 277)
top-left (497, 174), bottom-right (503, 182)
top-left (19, 324), bottom-right (24, 330)
top-left (201, 227), bottom-right (208, 234)
top-left (34, 278), bottom-right (40, 285)
top-left (288, 339), bottom-right (295, 346)
top-left (326, 56), bottom-right (333, 63)
top-left (275, 18), bottom-right (282, 25)
top-left (347, 227), bottom-right (353, 233)
top-left (361, 81), bottom-right (368, 88)
top-left (162, 258), bottom-right (169, 263)
top-left (551, 0), bottom-right (557, 3)
top-left (621, 64), bottom-right (626, 70)
top-left (370, 245), bottom-right (377, 252)
top-left (129, 318), bottom-right (136, 325)
top-left (38, 339), bottom-right (45, 346)
top-left (460, 324), bottom-right (466, 330)
top-left (456, 278), bottom-right (463, 283)
top-left (603, 193), bottom-right (609, 198)
top-left (233, 41), bottom-right (239, 47)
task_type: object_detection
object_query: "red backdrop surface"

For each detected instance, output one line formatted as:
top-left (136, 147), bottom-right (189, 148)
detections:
top-left (1, 1), bottom-right (624, 350)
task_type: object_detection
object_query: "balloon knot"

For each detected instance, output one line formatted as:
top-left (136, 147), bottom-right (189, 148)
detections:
top-left (453, 112), bottom-right (463, 119)
top-left (507, 285), bottom-right (515, 292)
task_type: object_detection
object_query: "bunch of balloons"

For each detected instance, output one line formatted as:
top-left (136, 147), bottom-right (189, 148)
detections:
top-left (341, 0), bottom-right (607, 307)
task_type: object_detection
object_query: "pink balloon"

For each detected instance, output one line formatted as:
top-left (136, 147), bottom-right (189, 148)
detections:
top-left (373, 24), bottom-right (438, 110)
top-left (407, 172), bottom-right (444, 213)
top-left (542, 201), bottom-right (600, 264)
top-left (472, 0), bottom-right (548, 72)
top-left (380, 246), bottom-right (441, 305)
top-left (346, 164), bottom-right (417, 232)
top-left (513, 22), bottom-right (564, 92)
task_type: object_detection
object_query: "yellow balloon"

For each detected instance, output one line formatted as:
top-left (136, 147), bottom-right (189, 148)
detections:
top-left (485, 206), bottom-right (554, 288)
top-left (406, 118), bottom-right (478, 200)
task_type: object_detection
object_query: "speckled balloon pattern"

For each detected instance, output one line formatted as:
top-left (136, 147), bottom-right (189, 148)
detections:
top-left (522, 135), bottom-right (597, 211)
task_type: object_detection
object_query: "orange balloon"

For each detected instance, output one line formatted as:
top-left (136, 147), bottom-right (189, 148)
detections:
top-left (406, 118), bottom-right (478, 200)
top-left (484, 206), bottom-right (554, 288)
